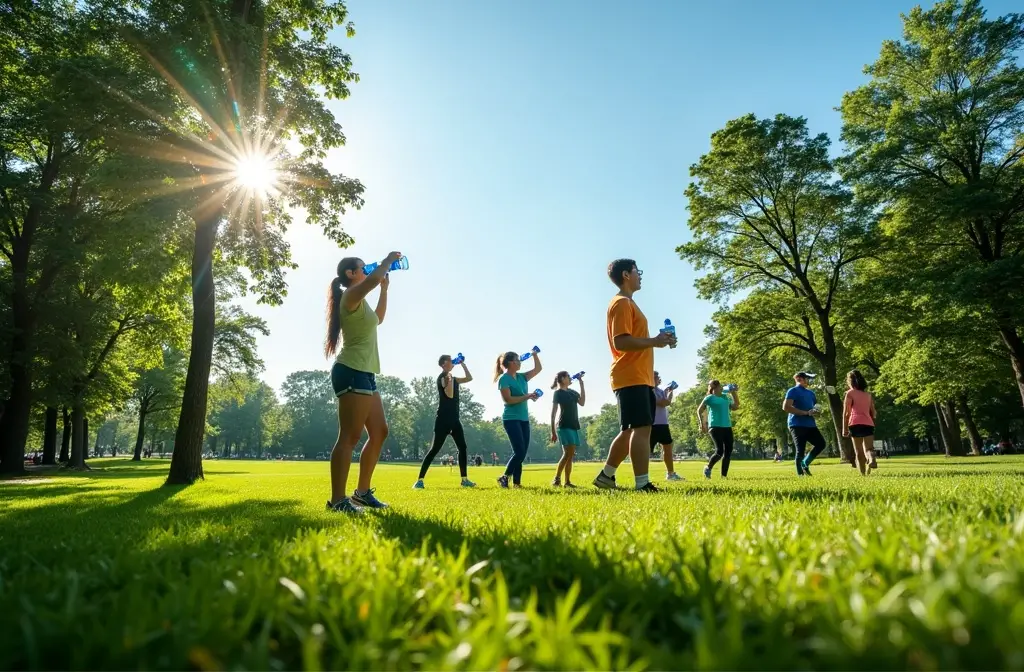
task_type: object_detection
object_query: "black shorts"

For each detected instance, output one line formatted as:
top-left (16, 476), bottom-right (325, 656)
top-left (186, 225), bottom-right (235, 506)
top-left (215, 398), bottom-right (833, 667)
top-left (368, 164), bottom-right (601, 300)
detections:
top-left (615, 385), bottom-right (655, 430)
top-left (331, 362), bottom-right (376, 397)
top-left (849, 424), bottom-right (875, 438)
top-left (650, 424), bottom-right (673, 449)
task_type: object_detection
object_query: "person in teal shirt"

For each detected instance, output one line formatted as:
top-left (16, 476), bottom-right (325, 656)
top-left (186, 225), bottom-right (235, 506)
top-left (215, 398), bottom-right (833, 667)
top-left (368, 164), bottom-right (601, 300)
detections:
top-left (494, 349), bottom-right (543, 488)
top-left (697, 380), bottom-right (740, 479)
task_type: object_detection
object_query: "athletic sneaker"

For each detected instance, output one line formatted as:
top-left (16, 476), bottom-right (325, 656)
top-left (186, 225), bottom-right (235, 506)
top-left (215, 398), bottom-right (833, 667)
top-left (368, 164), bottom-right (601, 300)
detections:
top-left (869, 456), bottom-right (878, 469)
top-left (593, 472), bottom-right (617, 490)
top-left (326, 497), bottom-right (362, 514)
top-left (497, 475), bottom-right (510, 489)
top-left (637, 482), bottom-right (661, 493)
top-left (801, 459), bottom-right (813, 476)
top-left (412, 479), bottom-right (425, 490)
top-left (461, 478), bottom-right (476, 488)
top-left (351, 488), bottom-right (388, 509)
top-left (703, 466), bottom-right (711, 480)
top-left (564, 482), bottom-right (577, 489)
top-left (552, 477), bottom-right (561, 487)
top-left (666, 472), bottom-right (683, 482)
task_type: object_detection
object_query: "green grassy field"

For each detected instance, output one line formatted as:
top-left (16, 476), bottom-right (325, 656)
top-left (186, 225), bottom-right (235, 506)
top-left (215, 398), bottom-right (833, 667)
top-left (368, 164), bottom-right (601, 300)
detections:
top-left (2, 455), bottom-right (1023, 670)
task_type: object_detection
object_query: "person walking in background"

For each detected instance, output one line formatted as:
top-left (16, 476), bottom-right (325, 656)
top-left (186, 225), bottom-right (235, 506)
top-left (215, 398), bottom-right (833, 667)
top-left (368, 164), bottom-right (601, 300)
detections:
top-left (593, 258), bottom-right (676, 492)
top-left (782, 371), bottom-right (826, 476)
top-left (842, 369), bottom-right (877, 475)
top-left (651, 371), bottom-right (682, 482)
top-left (698, 380), bottom-right (739, 479)
top-left (414, 354), bottom-right (476, 489)
top-left (549, 371), bottom-right (585, 487)
top-left (323, 252), bottom-right (402, 513)
top-left (495, 349), bottom-right (542, 488)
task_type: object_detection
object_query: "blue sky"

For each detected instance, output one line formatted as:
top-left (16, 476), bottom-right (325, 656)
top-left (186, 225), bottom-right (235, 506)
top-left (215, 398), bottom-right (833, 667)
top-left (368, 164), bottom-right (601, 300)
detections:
top-left (239, 0), bottom-right (1016, 420)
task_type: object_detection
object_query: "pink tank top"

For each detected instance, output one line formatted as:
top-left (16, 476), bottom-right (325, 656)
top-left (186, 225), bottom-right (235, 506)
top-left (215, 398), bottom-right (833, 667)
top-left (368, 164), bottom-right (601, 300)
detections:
top-left (846, 389), bottom-right (874, 427)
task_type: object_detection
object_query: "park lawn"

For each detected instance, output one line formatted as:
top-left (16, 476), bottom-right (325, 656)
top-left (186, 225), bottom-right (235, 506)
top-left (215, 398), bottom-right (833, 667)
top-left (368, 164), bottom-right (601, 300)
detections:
top-left (1, 456), bottom-right (1023, 670)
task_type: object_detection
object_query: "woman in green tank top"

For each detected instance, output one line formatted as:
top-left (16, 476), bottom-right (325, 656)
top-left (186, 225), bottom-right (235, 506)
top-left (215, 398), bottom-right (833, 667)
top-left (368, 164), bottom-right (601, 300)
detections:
top-left (323, 251), bottom-right (403, 514)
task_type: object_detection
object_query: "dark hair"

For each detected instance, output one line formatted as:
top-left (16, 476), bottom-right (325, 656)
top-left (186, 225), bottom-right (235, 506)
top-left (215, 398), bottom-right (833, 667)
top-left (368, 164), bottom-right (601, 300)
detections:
top-left (608, 258), bottom-right (637, 287)
top-left (494, 351), bottom-right (518, 381)
top-left (847, 369), bottom-right (868, 392)
top-left (707, 379), bottom-right (720, 395)
top-left (324, 257), bottom-right (363, 358)
top-left (438, 355), bottom-right (451, 367)
top-left (551, 371), bottom-right (570, 390)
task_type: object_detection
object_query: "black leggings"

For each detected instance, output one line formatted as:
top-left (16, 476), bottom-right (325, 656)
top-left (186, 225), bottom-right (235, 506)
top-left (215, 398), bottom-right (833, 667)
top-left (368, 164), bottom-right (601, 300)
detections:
top-left (707, 426), bottom-right (734, 477)
top-left (419, 417), bottom-right (468, 478)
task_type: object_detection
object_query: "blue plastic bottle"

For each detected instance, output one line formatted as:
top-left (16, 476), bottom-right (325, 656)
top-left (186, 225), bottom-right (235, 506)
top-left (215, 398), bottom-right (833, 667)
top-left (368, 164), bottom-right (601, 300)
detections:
top-left (667, 380), bottom-right (679, 391)
top-left (571, 371), bottom-right (585, 381)
top-left (363, 256), bottom-right (409, 275)
top-left (723, 383), bottom-right (737, 393)
top-left (519, 345), bottom-right (541, 361)
top-left (452, 353), bottom-right (465, 365)
top-left (660, 319), bottom-right (677, 348)
top-left (532, 389), bottom-right (544, 400)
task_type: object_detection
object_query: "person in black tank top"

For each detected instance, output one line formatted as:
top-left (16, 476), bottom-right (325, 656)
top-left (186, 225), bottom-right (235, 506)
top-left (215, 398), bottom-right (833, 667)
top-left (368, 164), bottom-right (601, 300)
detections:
top-left (414, 354), bottom-right (476, 488)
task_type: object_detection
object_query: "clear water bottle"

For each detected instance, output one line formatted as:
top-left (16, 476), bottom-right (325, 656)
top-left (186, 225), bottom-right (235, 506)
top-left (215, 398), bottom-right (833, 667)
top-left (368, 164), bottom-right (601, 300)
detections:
top-left (660, 319), bottom-right (677, 348)
top-left (811, 403), bottom-right (822, 416)
top-left (571, 371), bottom-right (585, 381)
top-left (532, 389), bottom-right (544, 400)
top-left (452, 353), bottom-right (465, 365)
top-left (519, 345), bottom-right (541, 361)
top-left (724, 383), bottom-right (738, 392)
top-left (667, 381), bottom-right (679, 391)
top-left (362, 256), bottom-right (409, 275)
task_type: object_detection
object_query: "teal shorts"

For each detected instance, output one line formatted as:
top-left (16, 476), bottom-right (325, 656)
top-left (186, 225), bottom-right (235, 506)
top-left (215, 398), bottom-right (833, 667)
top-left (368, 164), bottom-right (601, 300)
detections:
top-left (556, 428), bottom-right (581, 446)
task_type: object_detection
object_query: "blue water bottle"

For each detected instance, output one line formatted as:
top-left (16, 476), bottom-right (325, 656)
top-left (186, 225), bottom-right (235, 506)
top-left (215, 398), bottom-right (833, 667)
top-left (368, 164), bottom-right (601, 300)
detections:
top-left (520, 345), bottom-right (541, 361)
top-left (363, 256), bottom-right (410, 275)
top-left (661, 319), bottom-right (677, 348)
top-left (724, 383), bottom-right (737, 393)
top-left (452, 353), bottom-right (465, 365)
top-left (532, 389), bottom-right (544, 400)
top-left (571, 371), bottom-right (585, 381)
top-left (667, 380), bottom-right (679, 391)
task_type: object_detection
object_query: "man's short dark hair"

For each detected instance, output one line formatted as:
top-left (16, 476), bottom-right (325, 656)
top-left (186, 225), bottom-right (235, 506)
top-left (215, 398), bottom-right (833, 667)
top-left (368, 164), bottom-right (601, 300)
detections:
top-left (438, 355), bottom-right (451, 367)
top-left (608, 258), bottom-right (636, 287)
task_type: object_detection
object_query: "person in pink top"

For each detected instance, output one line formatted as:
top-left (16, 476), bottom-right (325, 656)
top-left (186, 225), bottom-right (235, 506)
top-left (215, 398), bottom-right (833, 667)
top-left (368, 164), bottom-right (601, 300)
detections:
top-left (842, 369), bottom-right (877, 475)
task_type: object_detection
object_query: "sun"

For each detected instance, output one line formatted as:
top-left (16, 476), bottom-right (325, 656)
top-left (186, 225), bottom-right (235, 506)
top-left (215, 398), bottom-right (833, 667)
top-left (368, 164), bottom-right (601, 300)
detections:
top-left (232, 152), bottom-right (279, 195)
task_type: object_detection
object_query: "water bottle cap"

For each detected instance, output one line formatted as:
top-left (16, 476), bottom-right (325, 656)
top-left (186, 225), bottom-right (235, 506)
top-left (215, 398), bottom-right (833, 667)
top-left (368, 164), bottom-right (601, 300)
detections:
top-left (664, 319), bottom-right (672, 326)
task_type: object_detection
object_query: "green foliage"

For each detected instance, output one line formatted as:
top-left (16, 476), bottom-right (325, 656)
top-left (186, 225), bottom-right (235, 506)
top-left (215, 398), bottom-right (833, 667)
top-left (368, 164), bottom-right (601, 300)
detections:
top-left (2, 457), bottom-right (1023, 669)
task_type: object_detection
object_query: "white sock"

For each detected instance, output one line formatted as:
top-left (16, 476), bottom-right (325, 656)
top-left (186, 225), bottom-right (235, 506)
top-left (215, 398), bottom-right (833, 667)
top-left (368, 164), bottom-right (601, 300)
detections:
top-left (602, 465), bottom-right (617, 478)
top-left (635, 473), bottom-right (650, 489)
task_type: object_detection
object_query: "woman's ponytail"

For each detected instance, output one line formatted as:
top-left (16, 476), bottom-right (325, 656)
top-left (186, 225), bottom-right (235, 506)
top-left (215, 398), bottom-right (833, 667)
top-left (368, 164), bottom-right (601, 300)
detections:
top-left (494, 355), bottom-right (504, 382)
top-left (323, 276), bottom-right (344, 358)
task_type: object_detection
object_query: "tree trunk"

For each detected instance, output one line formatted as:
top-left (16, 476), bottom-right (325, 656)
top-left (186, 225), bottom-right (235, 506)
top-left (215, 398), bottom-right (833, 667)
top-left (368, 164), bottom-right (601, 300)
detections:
top-left (69, 403), bottom-right (87, 469)
top-left (0, 261), bottom-right (34, 475)
top-left (133, 405), bottom-right (148, 461)
top-left (167, 214), bottom-right (218, 485)
top-left (59, 407), bottom-right (71, 462)
top-left (942, 400), bottom-right (966, 456)
top-left (957, 394), bottom-right (983, 456)
top-left (42, 406), bottom-right (58, 465)
top-left (819, 350), bottom-right (855, 464)
top-left (934, 403), bottom-right (954, 456)
top-left (84, 416), bottom-right (91, 460)
top-left (995, 321), bottom-right (1024, 410)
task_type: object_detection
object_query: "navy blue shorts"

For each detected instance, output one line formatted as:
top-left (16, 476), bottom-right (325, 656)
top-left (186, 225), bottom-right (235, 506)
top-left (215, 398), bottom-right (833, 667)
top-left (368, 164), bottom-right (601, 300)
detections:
top-left (331, 362), bottom-right (376, 397)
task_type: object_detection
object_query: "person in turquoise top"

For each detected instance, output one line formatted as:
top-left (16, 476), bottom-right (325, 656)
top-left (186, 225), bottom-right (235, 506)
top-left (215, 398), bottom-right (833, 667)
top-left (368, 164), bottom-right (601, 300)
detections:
top-left (323, 251), bottom-right (403, 514)
top-left (697, 379), bottom-right (740, 479)
top-left (494, 349), bottom-right (543, 488)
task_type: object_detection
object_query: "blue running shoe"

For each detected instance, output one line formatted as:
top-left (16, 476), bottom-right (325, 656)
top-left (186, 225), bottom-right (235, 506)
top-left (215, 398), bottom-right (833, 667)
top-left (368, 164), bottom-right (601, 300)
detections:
top-left (351, 488), bottom-right (388, 509)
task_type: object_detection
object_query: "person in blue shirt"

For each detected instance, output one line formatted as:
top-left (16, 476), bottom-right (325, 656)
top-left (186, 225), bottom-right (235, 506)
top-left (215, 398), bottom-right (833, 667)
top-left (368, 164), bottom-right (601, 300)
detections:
top-left (782, 371), bottom-right (826, 475)
top-left (494, 350), bottom-right (543, 488)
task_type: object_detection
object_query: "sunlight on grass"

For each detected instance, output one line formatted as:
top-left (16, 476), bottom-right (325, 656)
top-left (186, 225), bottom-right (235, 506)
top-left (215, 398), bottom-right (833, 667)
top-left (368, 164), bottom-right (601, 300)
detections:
top-left (2, 456), bottom-right (1023, 669)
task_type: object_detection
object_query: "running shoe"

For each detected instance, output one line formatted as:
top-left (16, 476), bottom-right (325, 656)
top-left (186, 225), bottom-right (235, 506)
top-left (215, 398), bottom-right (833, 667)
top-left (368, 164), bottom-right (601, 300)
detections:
top-left (497, 474), bottom-right (510, 489)
top-left (666, 472), bottom-right (683, 482)
top-left (564, 482), bottom-right (577, 489)
top-left (801, 459), bottom-right (812, 476)
top-left (552, 477), bottom-right (561, 487)
top-left (593, 472), bottom-right (617, 490)
top-left (461, 478), bottom-right (476, 488)
top-left (326, 497), bottom-right (363, 514)
top-left (351, 488), bottom-right (388, 509)
top-left (637, 482), bottom-right (661, 493)
top-left (412, 479), bottom-right (425, 490)
top-left (703, 466), bottom-right (712, 480)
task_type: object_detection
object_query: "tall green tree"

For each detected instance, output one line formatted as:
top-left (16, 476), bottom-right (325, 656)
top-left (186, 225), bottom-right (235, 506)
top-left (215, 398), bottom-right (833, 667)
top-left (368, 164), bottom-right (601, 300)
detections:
top-left (679, 113), bottom-right (874, 462)
top-left (840, 0), bottom-right (1024, 408)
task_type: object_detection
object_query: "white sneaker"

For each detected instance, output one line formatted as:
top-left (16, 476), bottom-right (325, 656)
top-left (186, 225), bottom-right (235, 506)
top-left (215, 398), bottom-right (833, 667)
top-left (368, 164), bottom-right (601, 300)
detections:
top-left (666, 472), bottom-right (684, 481)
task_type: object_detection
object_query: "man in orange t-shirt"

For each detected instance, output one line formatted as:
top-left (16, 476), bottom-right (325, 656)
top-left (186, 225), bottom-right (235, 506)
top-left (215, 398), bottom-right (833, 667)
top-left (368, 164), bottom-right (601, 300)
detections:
top-left (593, 258), bottom-right (676, 492)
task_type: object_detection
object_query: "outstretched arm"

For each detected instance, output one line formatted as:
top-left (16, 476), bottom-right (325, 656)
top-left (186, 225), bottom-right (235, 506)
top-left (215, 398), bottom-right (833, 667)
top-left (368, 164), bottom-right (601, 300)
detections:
top-left (524, 353), bottom-right (543, 382)
top-left (342, 251), bottom-right (402, 312)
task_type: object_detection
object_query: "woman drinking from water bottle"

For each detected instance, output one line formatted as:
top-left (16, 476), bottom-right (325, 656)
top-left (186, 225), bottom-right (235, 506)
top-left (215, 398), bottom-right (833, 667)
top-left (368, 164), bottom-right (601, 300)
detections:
top-left (549, 371), bottom-right (585, 487)
top-left (495, 349), bottom-right (542, 488)
top-left (323, 251), bottom-right (403, 514)
top-left (698, 380), bottom-right (739, 479)
top-left (842, 369), bottom-right (877, 475)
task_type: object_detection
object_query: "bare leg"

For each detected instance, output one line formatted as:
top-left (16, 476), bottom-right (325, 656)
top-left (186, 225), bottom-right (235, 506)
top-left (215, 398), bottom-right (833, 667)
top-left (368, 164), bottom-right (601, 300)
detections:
top-left (564, 445), bottom-right (576, 484)
top-left (555, 446), bottom-right (569, 481)
top-left (356, 393), bottom-right (388, 492)
top-left (629, 427), bottom-right (652, 477)
top-left (330, 393), bottom-right (373, 503)
top-left (605, 429), bottom-right (632, 468)
top-left (662, 442), bottom-right (675, 473)
top-left (852, 436), bottom-right (868, 475)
